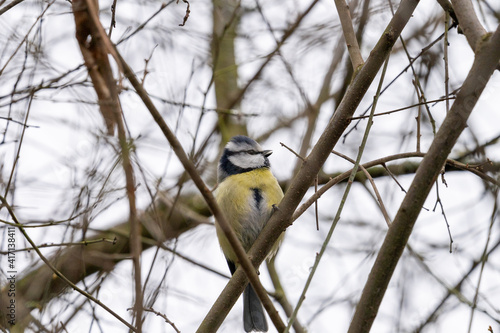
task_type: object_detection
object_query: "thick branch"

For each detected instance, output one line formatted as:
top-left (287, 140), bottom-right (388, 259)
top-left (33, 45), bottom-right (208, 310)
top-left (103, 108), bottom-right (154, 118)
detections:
top-left (347, 24), bottom-right (500, 333)
top-left (334, 0), bottom-right (364, 70)
top-left (451, 0), bottom-right (487, 52)
top-left (72, 0), bottom-right (117, 134)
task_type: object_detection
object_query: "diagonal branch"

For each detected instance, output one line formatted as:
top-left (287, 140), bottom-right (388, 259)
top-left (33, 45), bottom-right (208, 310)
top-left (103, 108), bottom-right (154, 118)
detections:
top-left (451, 0), bottom-right (500, 69)
top-left (72, 0), bottom-right (117, 135)
top-left (334, 0), bottom-right (364, 70)
top-left (347, 24), bottom-right (500, 333)
top-left (451, 0), bottom-right (488, 52)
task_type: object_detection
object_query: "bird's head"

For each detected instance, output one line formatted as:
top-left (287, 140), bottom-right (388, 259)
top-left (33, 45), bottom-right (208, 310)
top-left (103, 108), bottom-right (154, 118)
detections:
top-left (218, 135), bottom-right (272, 182)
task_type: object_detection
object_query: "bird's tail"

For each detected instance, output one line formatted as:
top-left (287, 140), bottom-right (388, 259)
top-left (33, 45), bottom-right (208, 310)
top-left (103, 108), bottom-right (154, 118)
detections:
top-left (243, 283), bottom-right (268, 332)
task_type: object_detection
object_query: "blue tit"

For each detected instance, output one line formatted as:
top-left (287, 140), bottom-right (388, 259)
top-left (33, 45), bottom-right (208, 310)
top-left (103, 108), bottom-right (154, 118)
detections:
top-left (215, 135), bottom-right (284, 333)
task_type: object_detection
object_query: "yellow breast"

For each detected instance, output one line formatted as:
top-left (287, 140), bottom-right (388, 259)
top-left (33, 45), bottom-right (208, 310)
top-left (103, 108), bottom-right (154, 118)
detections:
top-left (215, 168), bottom-right (284, 263)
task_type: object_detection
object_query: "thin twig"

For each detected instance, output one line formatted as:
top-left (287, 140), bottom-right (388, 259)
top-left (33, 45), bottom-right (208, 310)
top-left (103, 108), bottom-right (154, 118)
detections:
top-left (141, 45), bottom-right (158, 85)
top-left (414, 81), bottom-right (422, 152)
top-left (255, 0), bottom-right (315, 115)
top-left (0, 237), bottom-right (117, 254)
top-left (3, 91), bottom-right (34, 197)
top-left (432, 181), bottom-right (453, 253)
top-left (467, 190), bottom-right (498, 332)
top-left (344, 27), bottom-right (451, 141)
top-left (109, 0), bottom-right (118, 37)
top-left (444, 12), bottom-right (451, 112)
top-left (0, 116), bottom-right (38, 128)
top-left (280, 142), bottom-right (306, 162)
top-left (349, 97), bottom-right (456, 120)
top-left (266, 257), bottom-right (307, 333)
top-left (143, 308), bottom-right (181, 333)
top-left (291, 34), bottom-right (346, 179)
top-left (314, 176), bottom-right (319, 230)
top-left (99, 224), bottom-right (230, 279)
top-left (226, 0), bottom-right (321, 111)
top-left (413, 233), bottom-right (500, 332)
top-left (177, 0), bottom-right (190, 26)
top-left (331, 150), bottom-right (392, 225)
top-left (293, 152), bottom-right (500, 223)
top-left (381, 162), bottom-right (407, 193)
top-left (117, 2), bottom-right (172, 44)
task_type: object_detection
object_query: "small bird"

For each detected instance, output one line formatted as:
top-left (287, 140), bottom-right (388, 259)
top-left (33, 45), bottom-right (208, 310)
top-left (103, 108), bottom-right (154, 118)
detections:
top-left (215, 135), bottom-right (284, 332)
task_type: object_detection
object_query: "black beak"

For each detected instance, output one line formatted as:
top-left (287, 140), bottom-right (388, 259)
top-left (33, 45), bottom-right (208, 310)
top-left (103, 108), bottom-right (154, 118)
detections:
top-left (262, 150), bottom-right (273, 157)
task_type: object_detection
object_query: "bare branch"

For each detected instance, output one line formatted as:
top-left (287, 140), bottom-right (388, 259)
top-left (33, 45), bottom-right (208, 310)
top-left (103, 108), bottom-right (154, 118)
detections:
top-left (347, 24), bottom-right (500, 333)
top-left (451, 0), bottom-right (488, 51)
top-left (334, 0), bottom-right (364, 70)
top-left (0, 0), bottom-right (24, 16)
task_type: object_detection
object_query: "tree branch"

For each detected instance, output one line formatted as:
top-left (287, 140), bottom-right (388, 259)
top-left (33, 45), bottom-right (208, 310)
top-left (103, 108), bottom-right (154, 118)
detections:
top-left (451, 0), bottom-right (488, 52)
top-left (334, 0), bottom-right (364, 70)
top-left (347, 24), bottom-right (500, 333)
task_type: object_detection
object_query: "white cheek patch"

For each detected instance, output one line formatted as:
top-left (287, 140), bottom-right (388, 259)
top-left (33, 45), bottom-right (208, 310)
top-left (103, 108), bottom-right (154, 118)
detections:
top-left (228, 154), bottom-right (266, 169)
